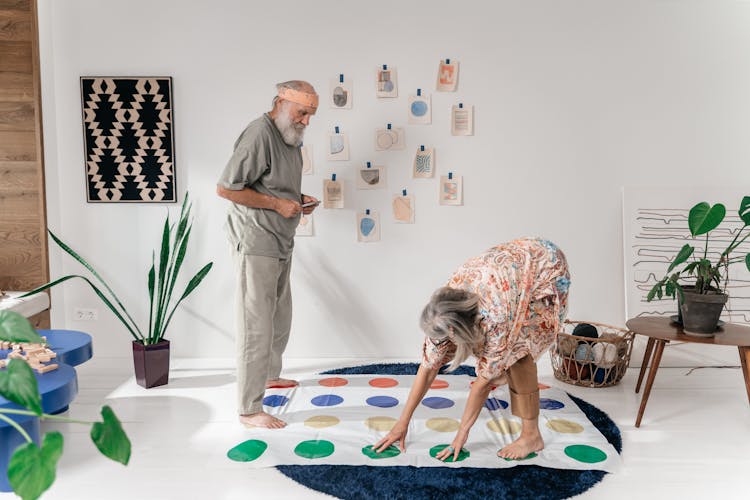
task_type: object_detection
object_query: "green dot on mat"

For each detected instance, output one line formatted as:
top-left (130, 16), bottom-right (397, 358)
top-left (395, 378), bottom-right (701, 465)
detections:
top-left (564, 444), bottom-right (607, 464)
top-left (294, 439), bottom-right (335, 459)
top-left (227, 439), bottom-right (268, 462)
top-left (502, 451), bottom-right (537, 461)
top-left (429, 444), bottom-right (470, 463)
top-left (362, 444), bottom-right (401, 459)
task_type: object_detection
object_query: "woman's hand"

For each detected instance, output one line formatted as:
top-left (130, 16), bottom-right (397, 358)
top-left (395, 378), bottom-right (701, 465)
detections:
top-left (435, 428), bottom-right (469, 461)
top-left (373, 420), bottom-right (409, 453)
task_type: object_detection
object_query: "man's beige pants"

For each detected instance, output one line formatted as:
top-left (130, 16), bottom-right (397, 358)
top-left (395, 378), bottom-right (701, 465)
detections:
top-left (234, 253), bottom-right (293, 415)
top-left (506, 354), bottom-right (540, 419)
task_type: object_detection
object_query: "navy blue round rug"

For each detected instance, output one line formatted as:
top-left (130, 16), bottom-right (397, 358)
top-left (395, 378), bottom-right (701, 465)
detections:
top-left (277, 363), bottom-right (621, 500)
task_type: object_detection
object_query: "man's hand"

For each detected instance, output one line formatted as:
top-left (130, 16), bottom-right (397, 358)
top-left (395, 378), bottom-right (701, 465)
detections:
top-left (274, 198), bottom-right (302, 218)
top-left (301, 195), bottom-right (320, 215)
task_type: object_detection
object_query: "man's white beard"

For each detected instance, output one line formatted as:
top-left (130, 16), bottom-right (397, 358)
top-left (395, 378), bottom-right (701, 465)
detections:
top-left (274, 104), bottom-right (306, 147)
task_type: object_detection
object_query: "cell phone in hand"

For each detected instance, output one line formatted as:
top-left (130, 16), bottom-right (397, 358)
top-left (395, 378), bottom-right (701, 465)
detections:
top-left (301, 200), bottom-right (320, 208)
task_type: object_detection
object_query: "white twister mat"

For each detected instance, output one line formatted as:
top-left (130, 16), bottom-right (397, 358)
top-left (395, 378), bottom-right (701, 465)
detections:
top-left (227, 374), bottom-right (621, 471)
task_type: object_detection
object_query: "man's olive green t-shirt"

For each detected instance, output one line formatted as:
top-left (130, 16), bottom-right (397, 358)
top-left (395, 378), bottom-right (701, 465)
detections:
top-left (217, 114), bottom-right (302, 258)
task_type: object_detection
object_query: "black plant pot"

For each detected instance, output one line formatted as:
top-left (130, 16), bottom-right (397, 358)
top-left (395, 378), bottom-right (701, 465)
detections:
top-left (679, 290), bottom-right (728, 337)
top-left (132, 339), bottom-right (170, 388)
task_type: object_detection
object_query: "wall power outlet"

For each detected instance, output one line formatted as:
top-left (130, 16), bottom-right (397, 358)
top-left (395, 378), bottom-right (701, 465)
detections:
top-left (74, 308), bottom-right (98, 321)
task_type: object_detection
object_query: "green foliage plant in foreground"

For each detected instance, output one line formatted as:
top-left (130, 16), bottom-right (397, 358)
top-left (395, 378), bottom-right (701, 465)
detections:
top-left (0, 310), bottom-right (131, 499)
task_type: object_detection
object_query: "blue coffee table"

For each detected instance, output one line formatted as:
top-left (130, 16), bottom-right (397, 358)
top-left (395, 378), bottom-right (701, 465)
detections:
top-left (0, 330), bottom-right (92, 492)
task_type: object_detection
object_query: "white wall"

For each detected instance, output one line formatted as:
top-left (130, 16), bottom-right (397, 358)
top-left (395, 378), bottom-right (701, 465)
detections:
top-left (37, 0), bottom-right (750, 367)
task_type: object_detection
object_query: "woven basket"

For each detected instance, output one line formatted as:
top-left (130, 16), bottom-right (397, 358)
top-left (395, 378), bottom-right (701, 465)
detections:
top-left (550, 319), bottom-right (635, 388)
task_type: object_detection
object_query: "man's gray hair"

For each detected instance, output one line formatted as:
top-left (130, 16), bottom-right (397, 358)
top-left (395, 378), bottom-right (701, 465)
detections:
top-left (420, 286), bottom-right (483, 372)
top-left (272, 80), bottom-right (315, 106)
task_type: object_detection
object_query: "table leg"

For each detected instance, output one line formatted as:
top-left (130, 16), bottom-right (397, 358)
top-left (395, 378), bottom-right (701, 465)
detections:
top-left (739, 347), bottom-right (750, 406)
top-left (635, 339), bottom-right (667, 428)
top-left (635, 336), bottom-right (655, 394)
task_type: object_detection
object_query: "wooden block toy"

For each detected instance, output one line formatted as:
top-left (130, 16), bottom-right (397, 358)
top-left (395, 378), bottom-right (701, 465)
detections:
top-left (36, 363), bottom-right (58, 374)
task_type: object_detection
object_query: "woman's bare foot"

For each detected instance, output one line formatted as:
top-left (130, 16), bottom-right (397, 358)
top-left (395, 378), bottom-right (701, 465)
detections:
top-left (239, 412), bottom-right (287, 429)
top-left (497, 434), bottom-right (544, 459)
top-left (266, 378), bottom-right (298, 389)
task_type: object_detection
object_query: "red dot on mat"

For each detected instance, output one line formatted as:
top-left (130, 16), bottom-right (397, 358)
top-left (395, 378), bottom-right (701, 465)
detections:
top-left (538, 383), bottom-right (550, 390)
top-left (369, 377), bottom-right (399, 388)
top-left (319, 377), bottom-right (349, 387)
top-left (431, 379), bottom-right (449, 389)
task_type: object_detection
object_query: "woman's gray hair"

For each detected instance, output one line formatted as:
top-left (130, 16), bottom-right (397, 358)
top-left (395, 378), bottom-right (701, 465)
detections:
top-left (420, 286), bottom-right (483, 372)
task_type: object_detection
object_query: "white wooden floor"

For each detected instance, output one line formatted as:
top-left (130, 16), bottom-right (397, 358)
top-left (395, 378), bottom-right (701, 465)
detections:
top-left (2, 354), bottom-right (749, 500)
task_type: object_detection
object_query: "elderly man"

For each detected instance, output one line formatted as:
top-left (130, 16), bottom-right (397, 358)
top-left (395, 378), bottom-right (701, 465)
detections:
top-left (217, 80), bottom-right (319, 429)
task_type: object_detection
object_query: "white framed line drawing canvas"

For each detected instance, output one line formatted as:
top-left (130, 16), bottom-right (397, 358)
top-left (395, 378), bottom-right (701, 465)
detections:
top-left (375, 126), bottom-right (405, 151)
top-left (623, 186), bottom-right (750, 325)
top-left (451, 104), bottom-right (474, 136)
top-left (301, 144), bottom-right (313, 175)
top-left (356, 164), bottom-right (386, 190)
top-left (323, 178), bottom-right (344, 209)
top-left (439, 175), bottom-right (463, 206)
top-left (330, 75), bottom-right (352, 109)
top-left (296, 213), bottom-right (314, 236)
top-left (376, 66), bottom-right (398, 98)
top-left (392, 193), bottom-right (414, 223)
top-left (327, 131), bottom-right (350, 161)
top-left (357, 210), bottom-right (380, 242)
top-left (408, 92), bottom-right (431, 124)
top-left (436, 59), bottom-right (459, 92)
top-left (413, 147), bottom-right (435, 178)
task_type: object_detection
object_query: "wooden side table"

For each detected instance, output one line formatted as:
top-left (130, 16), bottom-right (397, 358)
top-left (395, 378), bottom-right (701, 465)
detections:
top-left (626, 316), bottom-right (750, 427)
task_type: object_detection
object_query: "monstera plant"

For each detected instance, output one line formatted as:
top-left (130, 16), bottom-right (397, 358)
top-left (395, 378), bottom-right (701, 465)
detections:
top-left (0, 311), bottom-right (131, 500)
top-left (647, 197), bottom-right (750, 335)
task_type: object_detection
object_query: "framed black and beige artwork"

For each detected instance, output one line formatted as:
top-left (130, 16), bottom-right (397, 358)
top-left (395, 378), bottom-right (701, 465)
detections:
top-left (80, 76), bottom-right (176, 202)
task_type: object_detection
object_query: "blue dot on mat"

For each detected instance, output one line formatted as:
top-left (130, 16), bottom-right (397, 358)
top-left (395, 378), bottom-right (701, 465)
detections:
top-left (311, 394), bottom-right (344, 407)
top-left (366, 396), bottom-right (399, 408)
top-left (422, 397), bottom-right (455, 409)
top-left (263, 395), bottom-right (289, 407)
top-left (540, 398), bottom-right (565, 410)
top-left (484, 398), bottom-right (509, 411)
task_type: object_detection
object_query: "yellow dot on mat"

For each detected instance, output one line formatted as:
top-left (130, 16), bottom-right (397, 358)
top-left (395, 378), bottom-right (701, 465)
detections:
top-left (546, 419), bottom-right (584, 434)
top-left (365, 416), bottom-right (397, 431)
top-left (304, 415), bottom-right (340, 428)
top-left (426, 417), bottom-right (460, 432)
top-left (487, 418), bottom-right (522, 435)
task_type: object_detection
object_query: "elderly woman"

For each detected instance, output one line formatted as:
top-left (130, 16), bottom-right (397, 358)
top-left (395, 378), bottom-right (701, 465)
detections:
top-left (374, 237), bottom-right (570, 460)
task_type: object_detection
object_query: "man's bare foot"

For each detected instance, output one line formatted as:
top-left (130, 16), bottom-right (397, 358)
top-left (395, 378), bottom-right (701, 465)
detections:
top-left (497, 434), bottom-right (544, 459)
top-left (266, 378), bottom-right (298, 389)
top-left (239, 412), bottom-right (287, 429)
